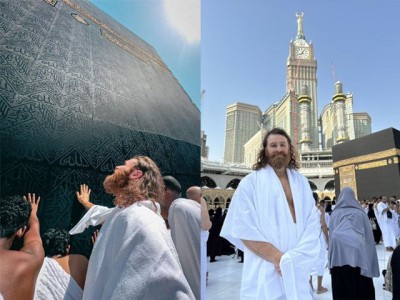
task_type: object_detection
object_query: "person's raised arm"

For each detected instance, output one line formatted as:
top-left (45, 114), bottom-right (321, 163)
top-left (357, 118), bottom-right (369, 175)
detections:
top-left (242, 240), bottom-right (283, 275)
top-left (76, 184), bottom-right (94, 210)
top-left (21, 193), bottom-right (44, 259)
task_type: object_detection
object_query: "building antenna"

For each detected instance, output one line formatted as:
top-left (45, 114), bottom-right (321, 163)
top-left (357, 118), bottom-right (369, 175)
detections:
top-left (330, 63), bottom-right (337, 83)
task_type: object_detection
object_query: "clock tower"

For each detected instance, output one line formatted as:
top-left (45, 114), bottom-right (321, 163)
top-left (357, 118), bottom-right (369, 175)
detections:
top-left (286, 13), bottom-right (318, 151)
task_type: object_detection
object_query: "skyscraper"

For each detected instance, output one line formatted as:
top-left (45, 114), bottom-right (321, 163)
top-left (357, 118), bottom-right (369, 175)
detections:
top-left (224, 102), bottom-right (261, 163)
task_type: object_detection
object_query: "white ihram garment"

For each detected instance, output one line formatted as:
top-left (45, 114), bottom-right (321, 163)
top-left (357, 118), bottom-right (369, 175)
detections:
top-left (221, 165), bottom-right (320, 300)
top-left (200, 230), bottom-right (209, 300)
top-left (34, 257), bottom-right (82, 300)
top-left (311, 208), bottom-right (327, 276)
top-left (377, 202), bottom-right (396, 248)
top-left (168, 198), bottom-right (201, 300)
top-left (70, 201), bottom-right (194, 300)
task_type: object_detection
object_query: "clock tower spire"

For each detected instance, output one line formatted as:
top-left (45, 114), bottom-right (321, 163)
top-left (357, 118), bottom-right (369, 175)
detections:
top-left (296, 12), bottom-right (305, 40)
top-left (286, 13), bottom-right (319, 151)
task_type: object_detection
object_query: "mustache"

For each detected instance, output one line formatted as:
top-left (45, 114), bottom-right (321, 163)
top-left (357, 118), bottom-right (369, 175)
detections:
top-left (272, 155), bottom-right (286, 160)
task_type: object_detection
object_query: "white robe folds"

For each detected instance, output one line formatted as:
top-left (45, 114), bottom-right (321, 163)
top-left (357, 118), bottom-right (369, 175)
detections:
top-left (200, 230), bottom-right (209, 300)
top-left (393, 210), bottom-right (400, 239)
top-left (311, 208), bottom-right (327, 276)
top-left (79, 201), bottom-right (194, 300)
top-left (168, 199), bottom-right (201, 300)
top-left (377, 202), bottom-right (396, 248)
top-left (220, 165), bottom-right (320, 300)
top-left (34, 257), bottom-right (83, 300)
top-left (69, 205), bottom-right (112, 235)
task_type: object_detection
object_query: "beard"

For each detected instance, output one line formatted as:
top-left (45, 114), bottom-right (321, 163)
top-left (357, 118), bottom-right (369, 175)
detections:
top-left (269, 153), bottom-right (290, 169)
top-left (103, 169), bottom-right (144, 207)
top-left (103, 169), bottom-right (129, 196)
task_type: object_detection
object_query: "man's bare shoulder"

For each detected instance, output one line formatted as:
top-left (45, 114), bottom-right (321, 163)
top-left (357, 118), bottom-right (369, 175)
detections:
top-left (0, 248), bottom-right (43, 270)
top-left (0, 249), bottom-right (44, 299)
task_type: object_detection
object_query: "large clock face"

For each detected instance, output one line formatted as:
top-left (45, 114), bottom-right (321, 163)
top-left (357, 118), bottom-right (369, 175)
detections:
top-left (295, 47), bottom-right (309, 59)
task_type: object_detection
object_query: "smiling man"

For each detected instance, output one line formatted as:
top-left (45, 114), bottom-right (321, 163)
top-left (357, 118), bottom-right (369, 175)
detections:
top-left (221, 128), bottom-right (320, 300)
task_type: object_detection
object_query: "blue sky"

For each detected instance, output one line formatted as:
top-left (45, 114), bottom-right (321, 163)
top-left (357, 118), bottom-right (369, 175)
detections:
top-left (202, 1), bottom-right (400, 161)
top-left (89, 0), bottom-right (200, 108)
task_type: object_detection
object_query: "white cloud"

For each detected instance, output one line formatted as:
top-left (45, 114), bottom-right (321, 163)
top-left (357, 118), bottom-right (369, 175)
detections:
top-left (163, 0), bottom-right (200, 44)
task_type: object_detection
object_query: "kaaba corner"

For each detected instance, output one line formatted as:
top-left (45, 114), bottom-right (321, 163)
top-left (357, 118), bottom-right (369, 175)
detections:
top-left (332, 127), bottom-right (400, 200)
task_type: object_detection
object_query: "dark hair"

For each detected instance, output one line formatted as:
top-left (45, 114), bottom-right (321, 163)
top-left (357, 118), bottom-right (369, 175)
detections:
top-left (215, 207), bottom-right (223, 216)
top-left (253, 128), bottom-right (299, 170)
top-left (163, 176), bottom-right (182, 194)
top-left (42, 228), bottom-right (70, 257)
top-left (0, 196), bottom-right (31, 238)
top-left (325, 203), bottom-right (333, 214)
top-left (312, 192), bottom-right (319, 203)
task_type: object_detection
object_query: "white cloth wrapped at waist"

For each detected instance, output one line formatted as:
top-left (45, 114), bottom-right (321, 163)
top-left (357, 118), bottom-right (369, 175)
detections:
top-left (34, 257), bottom-right (82, 300)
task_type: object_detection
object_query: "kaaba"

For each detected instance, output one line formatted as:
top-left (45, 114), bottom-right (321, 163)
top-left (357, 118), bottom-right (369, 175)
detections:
top-left (332, 127), bottom-right (400, 200)
top-left (0, 0), bottom-right (200, 255)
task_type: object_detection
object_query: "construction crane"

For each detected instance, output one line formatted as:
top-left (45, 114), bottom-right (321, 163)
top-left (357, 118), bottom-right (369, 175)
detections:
top-left (200, 89), bottom-right (206, 103)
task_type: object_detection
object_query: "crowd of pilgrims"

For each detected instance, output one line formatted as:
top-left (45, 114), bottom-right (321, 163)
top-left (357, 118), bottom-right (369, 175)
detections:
top-left (206, 194), bottom-right (400, 297)
top-left (0, 157), bottom-right (204, 300)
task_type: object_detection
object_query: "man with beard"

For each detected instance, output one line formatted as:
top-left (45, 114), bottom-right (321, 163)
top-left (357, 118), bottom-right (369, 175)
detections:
top-left (221, 128), bottom-right (320, 300)
top-left (72, 156), bottom-right (194, 299)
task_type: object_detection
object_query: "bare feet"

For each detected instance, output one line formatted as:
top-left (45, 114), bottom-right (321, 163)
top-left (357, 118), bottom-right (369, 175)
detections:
top-left (316, 287), bottom-right (328, 294)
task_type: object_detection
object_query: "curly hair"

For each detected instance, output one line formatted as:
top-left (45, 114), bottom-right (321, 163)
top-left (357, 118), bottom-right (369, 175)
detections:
top-left (107, 155), bottom-right (165, 207)
top-left (0, 195), bottom-right (31, 238)
top-left (253, 128), bottom-right (299, 170)
top-left (42, 228), bottom-right (70, 257)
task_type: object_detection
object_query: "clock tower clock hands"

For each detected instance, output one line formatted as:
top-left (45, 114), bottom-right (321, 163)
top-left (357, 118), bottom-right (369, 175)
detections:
top-left (295, 47), bottom-right (309, 59)
top-left (296, 48), bottom-right (304, 55)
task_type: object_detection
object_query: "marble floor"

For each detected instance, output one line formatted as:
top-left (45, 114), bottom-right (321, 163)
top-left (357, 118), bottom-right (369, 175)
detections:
top-left (206, 243), bottom-right (393, 300)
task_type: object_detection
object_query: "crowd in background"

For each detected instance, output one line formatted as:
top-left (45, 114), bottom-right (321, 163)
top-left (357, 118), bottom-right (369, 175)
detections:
top-left (205, 191), bottom-right (400, 299)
